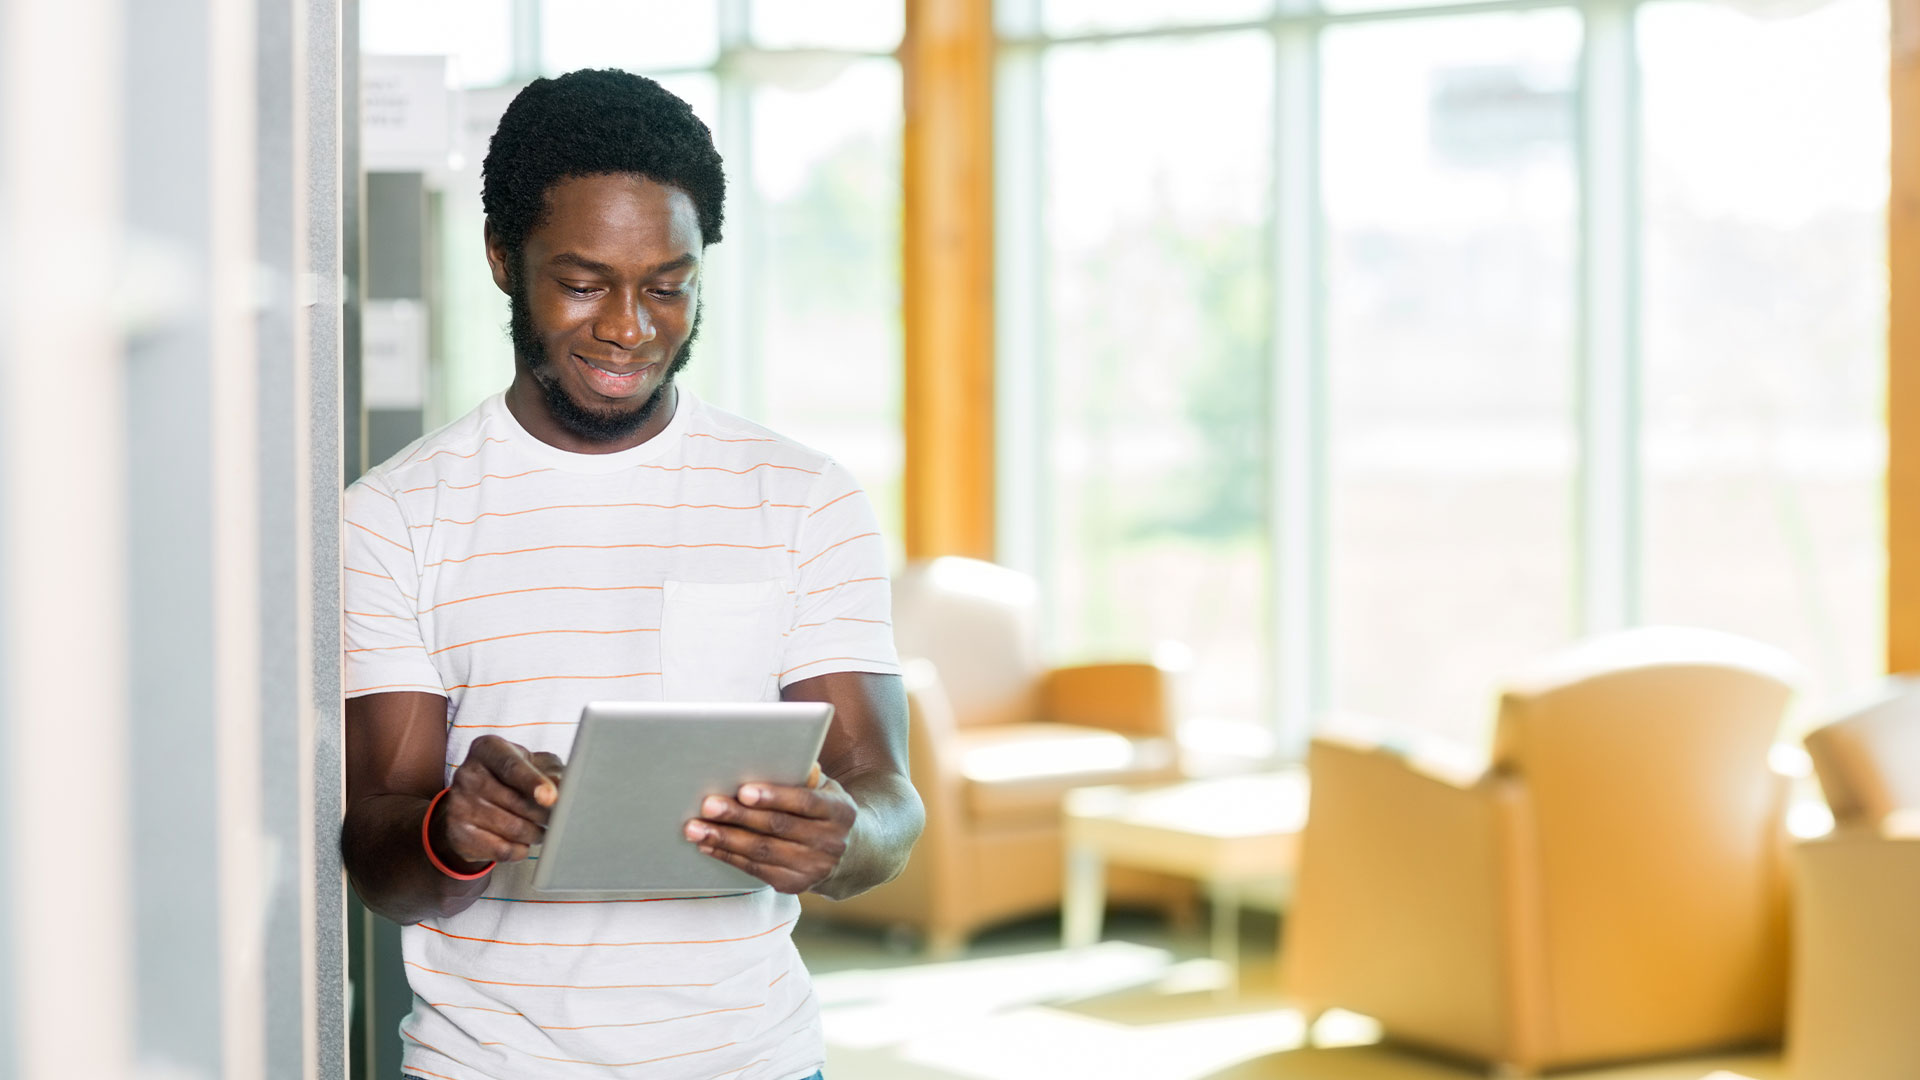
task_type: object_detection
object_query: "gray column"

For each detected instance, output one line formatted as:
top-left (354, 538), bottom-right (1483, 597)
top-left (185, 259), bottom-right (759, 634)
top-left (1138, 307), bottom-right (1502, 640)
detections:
top-left (260, 0), bottom-right (328, 1077)
top-left (312, 4), bottom-right (351, 1078)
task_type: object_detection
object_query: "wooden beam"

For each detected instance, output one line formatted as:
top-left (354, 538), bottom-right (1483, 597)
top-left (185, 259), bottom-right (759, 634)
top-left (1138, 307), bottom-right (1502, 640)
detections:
top-left (901, 0), bottom-right (996, 561)
top-left (1891, 0), bottom-right (1920, 671)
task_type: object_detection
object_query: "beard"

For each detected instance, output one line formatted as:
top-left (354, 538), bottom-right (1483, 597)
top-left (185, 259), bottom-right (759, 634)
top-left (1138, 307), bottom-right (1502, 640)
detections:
top-left (508, 279), bottom-right (699, 446)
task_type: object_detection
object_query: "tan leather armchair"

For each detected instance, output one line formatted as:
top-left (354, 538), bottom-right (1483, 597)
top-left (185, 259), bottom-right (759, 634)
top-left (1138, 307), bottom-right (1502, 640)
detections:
top-left (801, 557), bottom-right (1185, 954)
top-left (1282, 627), bottom-right (1799, 1076)
top-left (1788, 681), bottom-right (1920, 1080)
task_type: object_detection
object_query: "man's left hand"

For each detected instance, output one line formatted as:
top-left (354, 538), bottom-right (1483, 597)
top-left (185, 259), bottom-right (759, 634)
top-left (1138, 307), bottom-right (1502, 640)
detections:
top-left (684, 775), bottom-right (857, 894)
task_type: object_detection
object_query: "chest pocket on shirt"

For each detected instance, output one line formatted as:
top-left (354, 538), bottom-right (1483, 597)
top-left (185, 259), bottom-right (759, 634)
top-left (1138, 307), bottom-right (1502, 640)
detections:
top-left (660, 579), bottom-right (787, 702)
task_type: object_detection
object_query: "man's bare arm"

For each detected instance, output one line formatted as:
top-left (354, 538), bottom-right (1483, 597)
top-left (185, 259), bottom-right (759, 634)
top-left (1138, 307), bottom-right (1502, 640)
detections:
top-left (342, 691), bottom-right (561, 924)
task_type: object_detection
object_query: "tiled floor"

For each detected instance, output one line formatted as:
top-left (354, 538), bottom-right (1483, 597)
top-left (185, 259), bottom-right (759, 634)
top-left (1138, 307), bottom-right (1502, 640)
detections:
top-left (793, 911), bottom-right (1784, 1080)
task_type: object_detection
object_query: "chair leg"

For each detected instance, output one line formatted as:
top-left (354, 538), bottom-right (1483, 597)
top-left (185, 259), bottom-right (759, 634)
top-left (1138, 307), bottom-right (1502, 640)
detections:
top-left (1167, 881), bottom-right (1202, 936)
top-left (1298, 1007), bottom-right (1327, 1048)
top-left (923, 927), bottom-right (966, 961)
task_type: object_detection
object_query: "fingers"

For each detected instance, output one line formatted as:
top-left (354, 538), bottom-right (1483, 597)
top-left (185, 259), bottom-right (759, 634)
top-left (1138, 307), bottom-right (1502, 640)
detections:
top-left (700, 786), bottom-right (848, 837)
top-left (530, 751), bottom-right (566, 787)
top-left (438, 789), bottom-right (544, 864)
top-left (686, 780), bottom-right (855, 894)
top-left (440, 736), bottom-right (560, 865)
top-left (453, 742), bottom-right (551, 824)
top-left (689, 827), bottom-right (835, 893)
top-left (469, 735), bottom-right (561, 808)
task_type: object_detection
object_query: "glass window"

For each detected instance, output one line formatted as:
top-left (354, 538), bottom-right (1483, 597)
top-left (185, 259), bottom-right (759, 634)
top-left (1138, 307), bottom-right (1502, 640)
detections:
top-left (737, 59), bottom-right (906, 562)
top-left (1038, 0), bottom-right (1272, 37)
top-left (362, 0), bottom-right (514, 87)
top-left (1038, 32), bottom-right (1274, 734)
top-left (539, 0), bottom-right (720, 73)
top-left (750, 0), bottom-right (903, 51)
top-left (1320, 0), bottom-right (1494, 17)
top-left (1322, 10), bottom-right (1582, 747)
top-left (1638, 0), bottom-right (1889, 722)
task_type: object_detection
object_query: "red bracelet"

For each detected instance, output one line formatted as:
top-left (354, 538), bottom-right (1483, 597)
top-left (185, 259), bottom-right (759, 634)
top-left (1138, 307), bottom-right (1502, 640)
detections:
top-left (422, 787), bottom-right (495, 880)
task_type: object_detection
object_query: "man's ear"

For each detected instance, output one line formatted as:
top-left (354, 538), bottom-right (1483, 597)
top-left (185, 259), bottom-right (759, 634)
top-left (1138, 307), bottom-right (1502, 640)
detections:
top-left (483, 219), bottom-right (513, 295)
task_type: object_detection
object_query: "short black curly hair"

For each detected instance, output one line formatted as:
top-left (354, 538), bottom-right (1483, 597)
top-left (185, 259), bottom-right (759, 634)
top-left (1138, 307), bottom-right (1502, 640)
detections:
top-left (482, 68), bottom-right (726, 269)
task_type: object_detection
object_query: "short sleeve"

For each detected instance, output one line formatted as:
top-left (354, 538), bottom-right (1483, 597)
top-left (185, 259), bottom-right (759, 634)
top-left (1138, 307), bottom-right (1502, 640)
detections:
top-left (780, 462), bottom-right (900, 688)
top-left (343, 477), bottom-right (444, 698)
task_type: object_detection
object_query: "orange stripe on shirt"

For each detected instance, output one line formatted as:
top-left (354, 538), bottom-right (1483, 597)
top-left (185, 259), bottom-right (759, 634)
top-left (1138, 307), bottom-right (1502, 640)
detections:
top-left (397, 468), bottom-right (554, 494)
top-left (404, 960), bottom-right (720, 991)
top-left (408, 499), bottom-right (814, 526)
top-left (400, 1030), bottom-right (475, 1071)
top-left (348, 519), bottom-right (411, 552)
top-left (634, 462), bottom-right (821, 476)
top-left (707, 1059), bottom-right (772, 1079)
top-left (407, 499), bottom-right (812, 527)
top-left (430, 626), bottom-right (658, 656)
top-left (429, 1001), bottom-right (763, 1032)
top-left (793, 616), bottom-right (890, 630)
top-left (780, 656), bottom-right (894, 678)
top-left (358, 484), bottom-right (401, 504)
top-left (425, 541), bottom-right (787, 569)
top-left (472, 892), bottom-right (750, 904)
top-left (400, 1066), bottom-right (464, 1080)
top-left (423, 582), bottom-right (662, 614)
top-left (443, 670), bottom-right (661, 691)
top-left (491, 1040), bottom-right (739, 1069)
top-left (804, 575), bottom-right (885, 597)
top-left (805, 490), bottom-right (859, 518)
top-left (796, 532), bottom-right (880, 570)
top-left (409, 437), bottom-right (510, 465)
top-left (346, 681), bottom-right (444, 695)
top-left (416, 918), bottom-right (793, 949)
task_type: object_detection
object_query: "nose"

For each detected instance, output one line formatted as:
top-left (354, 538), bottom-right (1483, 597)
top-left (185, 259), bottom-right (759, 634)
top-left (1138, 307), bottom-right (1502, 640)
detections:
top-left (595, 292), bottom-right (654, 350)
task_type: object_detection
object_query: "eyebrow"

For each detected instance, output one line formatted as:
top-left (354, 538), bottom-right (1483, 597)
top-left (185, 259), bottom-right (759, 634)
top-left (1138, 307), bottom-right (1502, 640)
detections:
top-left (548, 251), bottom-right (698, 277)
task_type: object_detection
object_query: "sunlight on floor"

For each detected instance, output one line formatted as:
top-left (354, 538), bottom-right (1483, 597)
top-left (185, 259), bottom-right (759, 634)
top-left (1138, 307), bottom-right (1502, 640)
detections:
top-left (798, 915), bottom-right (1784, 1080)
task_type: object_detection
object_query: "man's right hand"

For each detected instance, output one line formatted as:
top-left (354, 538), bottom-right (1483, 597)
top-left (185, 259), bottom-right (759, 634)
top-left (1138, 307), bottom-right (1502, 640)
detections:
top-left (430, 734), bottom-right (566, 869)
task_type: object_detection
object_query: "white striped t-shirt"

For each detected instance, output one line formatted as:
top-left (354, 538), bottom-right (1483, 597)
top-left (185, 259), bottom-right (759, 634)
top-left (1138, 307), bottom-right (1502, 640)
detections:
top-left (343, 389), bottom-right (898, 1080)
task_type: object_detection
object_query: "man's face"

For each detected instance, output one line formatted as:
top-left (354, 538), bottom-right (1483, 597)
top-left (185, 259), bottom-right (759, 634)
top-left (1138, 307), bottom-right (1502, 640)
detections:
top-left (489, 172), bottom-right (704, 451)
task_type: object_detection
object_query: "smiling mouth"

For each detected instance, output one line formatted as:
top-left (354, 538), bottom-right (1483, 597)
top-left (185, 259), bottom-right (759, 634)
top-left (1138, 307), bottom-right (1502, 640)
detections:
top-left (575, 354), bottom-right (654, 393)
top-left (579, 354), bottom-right (647, 376)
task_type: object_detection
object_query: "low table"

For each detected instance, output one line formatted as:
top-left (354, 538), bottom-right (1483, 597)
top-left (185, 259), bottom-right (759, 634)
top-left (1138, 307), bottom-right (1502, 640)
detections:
top-left (1062, 770), bottom-right (1309, 992)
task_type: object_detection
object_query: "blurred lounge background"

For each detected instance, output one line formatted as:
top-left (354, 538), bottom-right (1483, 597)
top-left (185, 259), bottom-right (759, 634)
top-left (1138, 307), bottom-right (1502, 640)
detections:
top-left (0, 0), bottom-right (1911, 1077)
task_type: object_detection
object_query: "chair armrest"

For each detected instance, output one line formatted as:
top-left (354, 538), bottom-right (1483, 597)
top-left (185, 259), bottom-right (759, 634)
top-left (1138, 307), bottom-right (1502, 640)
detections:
top-left (1036, 662), bottom-right (1175, 739)
top-left (901, 658), bottom-right (962, 800)
top-left (1284, 733), bottom-right (1522, 1064)
top-left (899, 660), bottom-right (967, 895)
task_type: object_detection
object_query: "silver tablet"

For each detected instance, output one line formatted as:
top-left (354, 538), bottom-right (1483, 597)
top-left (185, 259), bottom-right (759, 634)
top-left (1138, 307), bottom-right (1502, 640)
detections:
top-left (530, 700), bottom-right (834, 896)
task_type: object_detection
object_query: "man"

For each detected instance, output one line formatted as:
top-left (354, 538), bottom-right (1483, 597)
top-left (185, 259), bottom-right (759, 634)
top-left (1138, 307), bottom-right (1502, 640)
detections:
top-left (340, 68), bottom-right (923, 1080)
